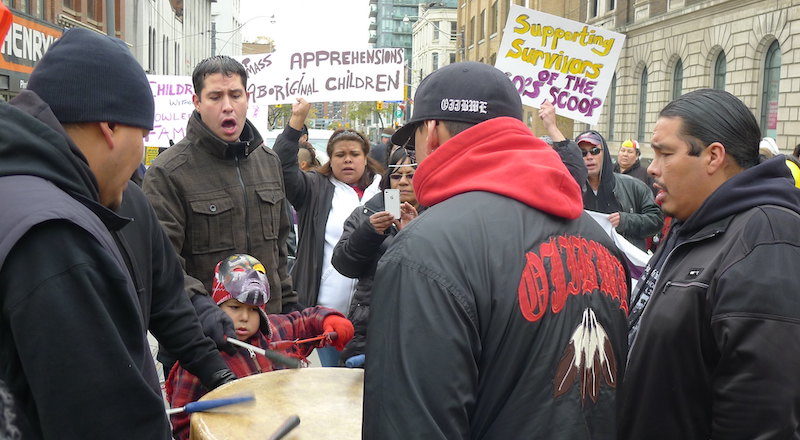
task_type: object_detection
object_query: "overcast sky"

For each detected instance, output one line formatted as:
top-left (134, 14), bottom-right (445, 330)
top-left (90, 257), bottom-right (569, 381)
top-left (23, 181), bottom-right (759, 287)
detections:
top-left (239, 0), bottom-right (371, 50)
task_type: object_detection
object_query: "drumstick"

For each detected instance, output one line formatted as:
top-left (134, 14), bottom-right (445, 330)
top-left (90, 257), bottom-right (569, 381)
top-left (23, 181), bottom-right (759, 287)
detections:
top-left (266, 415), bottom-right (301, 440)
top-left (227, 337), bottom-right (301, 369)
top-left (269, 332), bottom-right (339, 350)
top-left (166, 394), bottom-right (254, 415)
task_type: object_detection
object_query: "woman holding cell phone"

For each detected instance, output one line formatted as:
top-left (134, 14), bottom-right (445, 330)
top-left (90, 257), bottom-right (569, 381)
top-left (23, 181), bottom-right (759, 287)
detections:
top-left (331, 147), bottom-right (421, 367)
top-left (273, 98), bottom-right (384, 367)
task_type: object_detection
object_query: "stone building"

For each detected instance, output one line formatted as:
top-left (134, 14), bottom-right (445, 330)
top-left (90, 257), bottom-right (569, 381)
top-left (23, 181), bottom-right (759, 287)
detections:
top-left (457, 0), bottom-right (797, 155)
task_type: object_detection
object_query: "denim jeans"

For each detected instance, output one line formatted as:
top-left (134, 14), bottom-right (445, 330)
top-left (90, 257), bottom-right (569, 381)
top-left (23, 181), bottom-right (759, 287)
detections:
top-left (316, 346), bottom-right (342, 367)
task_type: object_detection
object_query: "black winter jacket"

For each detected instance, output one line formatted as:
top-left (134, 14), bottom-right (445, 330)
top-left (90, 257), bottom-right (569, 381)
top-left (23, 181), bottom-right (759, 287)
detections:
top-left (614, 158), bottom-right (656, 196)
top-left (273, 125), bottom-right (334, 307)
top-left (364, 117), bottom-right (630, 439)
top-left (331, 192), bottom-right (396, 362)
top-left (621, 156), bottom-right (800, 439)
top-left (0, 92), bottom-right (171, 439)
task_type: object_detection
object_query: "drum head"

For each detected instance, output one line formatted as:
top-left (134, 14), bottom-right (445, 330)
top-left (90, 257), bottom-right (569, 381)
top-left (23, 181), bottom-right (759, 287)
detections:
top-left (190, 368), bottom-right (363, 439)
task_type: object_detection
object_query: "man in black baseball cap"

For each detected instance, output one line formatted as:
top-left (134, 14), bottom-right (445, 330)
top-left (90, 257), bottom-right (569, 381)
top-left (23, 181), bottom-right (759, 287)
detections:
top-left (363, 62), bottom-right (629, 439)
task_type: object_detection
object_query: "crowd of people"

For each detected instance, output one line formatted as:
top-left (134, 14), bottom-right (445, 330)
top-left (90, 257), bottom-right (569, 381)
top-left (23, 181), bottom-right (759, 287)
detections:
top-left (1, 12), bottom-right (800, 439)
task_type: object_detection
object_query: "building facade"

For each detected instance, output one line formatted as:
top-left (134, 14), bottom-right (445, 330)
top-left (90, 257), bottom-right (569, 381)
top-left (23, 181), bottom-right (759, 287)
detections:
top-left (1, 0), bottom-right (127, 101)
top-left (211, 0), bottom-right (240, 57)
top-left (586, 0), bottom-right (799, 155)
top-left (457, 0), bottom-right (799, 155)
top-left (126, 0), bottom-right (213, 75)
top-left (411, 2), bottom-right (458, 94)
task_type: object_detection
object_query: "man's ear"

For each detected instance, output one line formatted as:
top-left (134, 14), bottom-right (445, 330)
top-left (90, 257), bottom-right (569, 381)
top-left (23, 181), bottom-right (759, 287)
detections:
top-left (704, 142), bottom-right (727, 175)
top-left (98, 122), bottom-right (116, 150)
top-left (192, 94), bottom-right (201, 111)
top-left (425, 120), bottom-right (439, 152)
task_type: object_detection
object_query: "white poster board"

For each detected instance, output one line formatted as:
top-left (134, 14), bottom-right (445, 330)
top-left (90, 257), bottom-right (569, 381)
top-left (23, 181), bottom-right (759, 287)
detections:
top-left (236, 48), bottom-right (405, 106)
top-left (495, 5), bottom-right (625, 124)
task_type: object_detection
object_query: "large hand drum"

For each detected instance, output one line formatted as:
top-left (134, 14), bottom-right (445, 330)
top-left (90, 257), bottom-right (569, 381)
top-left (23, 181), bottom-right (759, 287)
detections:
top-left (190, 368), bottom-right (363, 439)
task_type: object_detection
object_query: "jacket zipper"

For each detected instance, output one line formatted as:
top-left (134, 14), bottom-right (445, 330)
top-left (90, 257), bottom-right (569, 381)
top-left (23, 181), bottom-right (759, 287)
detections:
top-left (628, 227), bottom-right (723, 357)
top-left (234, 154), bottom-right (251, 253)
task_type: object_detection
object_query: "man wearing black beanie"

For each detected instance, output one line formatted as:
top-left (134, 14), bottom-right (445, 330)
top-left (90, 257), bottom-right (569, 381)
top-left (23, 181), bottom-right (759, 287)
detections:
top-left (0, 28), bottom-right (233, 439)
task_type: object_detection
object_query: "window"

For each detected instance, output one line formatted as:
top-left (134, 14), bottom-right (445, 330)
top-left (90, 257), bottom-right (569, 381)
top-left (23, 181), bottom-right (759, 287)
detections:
top-left (148, 27), bottom-right (155, 72)
top-left (479, 10), bottom-right (485, 41)
top-left (490, 1), bottom-right (498, 35)
top-left (433, 52), bottom-right (439, 70)
top-left (609, 0), bottom-right (615, 10)
top-left (63, 0), bottom-right (77, 10)
top-left (637, 67), bottom-right (648, 141)
top-left (432, 21), bottom-right (440, 42)
top-left (608, 74), bottom-right (616, 140)
top-left (450, 21), bottom-right (457, 42)
top-left (163, 35), bottom-right (168, 75)
top-left (468, 17), bottom-right (474, 45)
top-left (760, 41), bottom-right (781, 138)
top-left (713, 51), bottom-right (726, 90)
top-left (450, 53), bottom-right (456, 64)
top-left (87, 0), bottom-right (101, 21)
top-left (672, 59), bottom-right (683, 100)
top-left (589, 0), bottom-right (598, 18)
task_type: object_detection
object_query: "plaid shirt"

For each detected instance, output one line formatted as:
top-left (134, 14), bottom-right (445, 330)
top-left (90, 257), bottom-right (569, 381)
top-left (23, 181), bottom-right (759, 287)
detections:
top-left (166, 306), bottom-right (341, 440)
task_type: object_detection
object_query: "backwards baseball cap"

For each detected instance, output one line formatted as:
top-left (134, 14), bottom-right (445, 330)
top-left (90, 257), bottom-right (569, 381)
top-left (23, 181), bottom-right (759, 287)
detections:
top-left (381, 127), bottom-right (396, 138)
top-left (27, 28), bottom-right (155, 130)
top-left (576, 132), bottom-right (603, 147)
top-left (391, 62), bottom-right (522, 146)
top-left (212, 254), bottom-right (271, 331)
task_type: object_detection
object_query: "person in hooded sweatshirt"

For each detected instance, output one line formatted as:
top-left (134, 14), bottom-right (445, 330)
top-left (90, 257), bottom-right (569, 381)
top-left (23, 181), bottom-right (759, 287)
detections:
top-left (578, 130), bottom-right (663, 251)
top-left (622, 88), bottom-right (800, 439)
top-left (362, 62), bottom-right (631, 439)
top-left (0, 29), bottom-right (174, 438)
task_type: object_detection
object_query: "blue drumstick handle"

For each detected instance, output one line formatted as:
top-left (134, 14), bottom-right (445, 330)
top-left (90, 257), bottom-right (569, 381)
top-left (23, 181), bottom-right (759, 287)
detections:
top-left (183, 395), bottom-right (254, 414)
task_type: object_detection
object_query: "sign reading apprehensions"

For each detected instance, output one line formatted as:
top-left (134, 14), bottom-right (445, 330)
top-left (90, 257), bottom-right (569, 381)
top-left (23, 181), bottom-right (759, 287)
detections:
top-left (236, 48), bottom-right (405, 105)
top-left (495, 5), bottom-right (624, 124)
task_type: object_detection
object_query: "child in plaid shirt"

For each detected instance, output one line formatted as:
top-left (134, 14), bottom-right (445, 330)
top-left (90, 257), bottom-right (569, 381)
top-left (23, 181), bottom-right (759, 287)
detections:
top-left (165, 254), bottom-right (353, 440)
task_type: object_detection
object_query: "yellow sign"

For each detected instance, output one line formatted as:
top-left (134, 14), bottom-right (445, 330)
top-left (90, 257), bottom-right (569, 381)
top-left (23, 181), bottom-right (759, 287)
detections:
top-left (144, 146), bottom-right (160, 166)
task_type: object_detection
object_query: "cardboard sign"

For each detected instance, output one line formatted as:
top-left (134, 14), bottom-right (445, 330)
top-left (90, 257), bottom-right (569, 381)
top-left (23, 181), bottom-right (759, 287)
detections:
top-left (236, 48), bottom-right (405, 105)
top-left (495, 6), bottom-right (625, 124)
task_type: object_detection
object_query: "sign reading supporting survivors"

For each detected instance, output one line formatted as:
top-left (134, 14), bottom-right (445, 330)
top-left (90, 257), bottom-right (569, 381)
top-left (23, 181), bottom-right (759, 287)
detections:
top-left (236, 48), bottom-right (405, 106)
top-left (495, 6), bottom-right (625, 124)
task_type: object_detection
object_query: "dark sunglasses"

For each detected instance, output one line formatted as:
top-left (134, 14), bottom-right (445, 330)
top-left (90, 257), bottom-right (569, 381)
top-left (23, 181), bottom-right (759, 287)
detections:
top-left (389, 173), bottom-right (414, 181)
top-left (581, 147), bottom-right (602, 157)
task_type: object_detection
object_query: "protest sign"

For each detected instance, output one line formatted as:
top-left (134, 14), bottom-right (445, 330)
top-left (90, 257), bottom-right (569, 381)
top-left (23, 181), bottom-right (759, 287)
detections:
top-left (236, 48), bottom-right (405, 106)
top-left (495, 5), bottom-right (625, 124)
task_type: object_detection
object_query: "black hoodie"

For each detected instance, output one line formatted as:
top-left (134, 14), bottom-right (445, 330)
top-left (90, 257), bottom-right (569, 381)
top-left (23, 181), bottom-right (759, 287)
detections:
top-left (0, 93), bottom-right (171, 439)
top-left (622, 155), bottom-right (800, 439)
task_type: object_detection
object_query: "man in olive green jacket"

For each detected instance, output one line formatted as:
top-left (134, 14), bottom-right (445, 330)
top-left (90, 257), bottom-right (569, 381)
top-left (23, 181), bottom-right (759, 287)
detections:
top-left (143, 56), bottom-right (299, 358)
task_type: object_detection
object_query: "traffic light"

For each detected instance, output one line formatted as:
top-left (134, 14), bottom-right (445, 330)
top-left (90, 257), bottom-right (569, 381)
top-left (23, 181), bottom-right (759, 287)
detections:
top-left (376, 101), bottom-right (384, 110)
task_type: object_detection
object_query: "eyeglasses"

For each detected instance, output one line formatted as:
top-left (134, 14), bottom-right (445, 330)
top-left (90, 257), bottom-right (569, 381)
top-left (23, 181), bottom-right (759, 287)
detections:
top-left (581, 147), bottom-right (602, 157)
top-left (389, 173), bottom-right (414, 181)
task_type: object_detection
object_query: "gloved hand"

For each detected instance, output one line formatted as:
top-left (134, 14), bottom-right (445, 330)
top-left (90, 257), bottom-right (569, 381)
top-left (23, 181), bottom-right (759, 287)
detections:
top-left (205, 368), bottom-right (238, 390)
top-left (322, 315), bottom-right (354, 351)
top-left (191, 293), bottom-right (236, 355)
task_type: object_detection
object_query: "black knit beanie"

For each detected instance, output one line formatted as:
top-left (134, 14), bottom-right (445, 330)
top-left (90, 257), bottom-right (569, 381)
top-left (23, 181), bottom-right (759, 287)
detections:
top-left (27, 28), bottom-right (154, 130)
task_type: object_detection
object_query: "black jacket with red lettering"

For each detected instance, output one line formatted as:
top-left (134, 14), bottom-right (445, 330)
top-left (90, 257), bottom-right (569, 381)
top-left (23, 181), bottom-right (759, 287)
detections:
top-left (363, 117), bottom-right (630, 439)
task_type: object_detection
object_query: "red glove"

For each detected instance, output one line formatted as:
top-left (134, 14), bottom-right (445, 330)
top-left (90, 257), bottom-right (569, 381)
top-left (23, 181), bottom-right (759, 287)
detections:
top-left (322, 315), bottom-right (354, 351)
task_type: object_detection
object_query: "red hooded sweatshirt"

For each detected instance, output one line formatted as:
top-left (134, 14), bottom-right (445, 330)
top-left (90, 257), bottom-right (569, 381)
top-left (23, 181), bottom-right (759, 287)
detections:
top-left (413, 117), bottom-right (583, 220)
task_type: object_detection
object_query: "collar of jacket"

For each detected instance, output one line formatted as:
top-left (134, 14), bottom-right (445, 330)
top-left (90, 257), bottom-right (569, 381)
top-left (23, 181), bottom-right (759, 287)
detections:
top-left (185, 111), bottom-right (264, 160)
top-left (614, 158), bottom-right (641, 175)
top-left (413, 117), bottom-right (583, 219)
top-left (71, 191), bottom-right (133, 231)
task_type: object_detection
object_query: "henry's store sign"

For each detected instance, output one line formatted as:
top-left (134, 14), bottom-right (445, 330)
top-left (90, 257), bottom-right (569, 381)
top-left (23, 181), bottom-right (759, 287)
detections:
top-left (0, 11), bottom-right (62, 92)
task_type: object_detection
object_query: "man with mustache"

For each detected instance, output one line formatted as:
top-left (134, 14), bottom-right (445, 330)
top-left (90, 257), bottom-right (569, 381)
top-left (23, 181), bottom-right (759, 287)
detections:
top-left (622, 88), bottom-right (800, 439)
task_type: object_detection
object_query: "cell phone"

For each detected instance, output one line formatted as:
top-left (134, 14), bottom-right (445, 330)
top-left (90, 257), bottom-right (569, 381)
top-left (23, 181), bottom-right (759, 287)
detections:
top-left (384, 189), bottom-right (401, 218)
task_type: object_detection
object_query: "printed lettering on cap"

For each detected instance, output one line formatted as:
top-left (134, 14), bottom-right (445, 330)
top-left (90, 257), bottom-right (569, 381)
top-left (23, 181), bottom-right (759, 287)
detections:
top-left (440, 98), bottom-right (488, 114)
